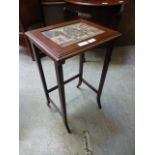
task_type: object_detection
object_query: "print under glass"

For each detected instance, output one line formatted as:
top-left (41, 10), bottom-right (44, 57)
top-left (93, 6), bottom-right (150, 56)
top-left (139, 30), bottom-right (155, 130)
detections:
top-left (42, 22), bottom-right (104, 47)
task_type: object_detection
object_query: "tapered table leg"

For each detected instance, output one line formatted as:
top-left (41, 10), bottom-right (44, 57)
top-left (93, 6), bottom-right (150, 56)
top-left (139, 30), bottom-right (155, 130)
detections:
top-left (31, 44), bottom-right (50, 106)
top-left (77, 53), bottom-right (84, 88)
top-left (55, 62), bottom-right (71, 133)
top-left (97, 43), bottom-right (114, 109)
top-left (83, 53), bottom-right (86, 63)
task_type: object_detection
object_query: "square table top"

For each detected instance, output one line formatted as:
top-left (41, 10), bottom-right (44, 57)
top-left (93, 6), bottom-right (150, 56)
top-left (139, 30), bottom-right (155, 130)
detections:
top-left (26, 19), bottom-right (121, 62)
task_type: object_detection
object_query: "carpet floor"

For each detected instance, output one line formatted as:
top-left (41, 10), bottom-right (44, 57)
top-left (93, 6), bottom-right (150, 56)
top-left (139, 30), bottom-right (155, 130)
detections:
top-left (19, 45), bottom-right (135, 155)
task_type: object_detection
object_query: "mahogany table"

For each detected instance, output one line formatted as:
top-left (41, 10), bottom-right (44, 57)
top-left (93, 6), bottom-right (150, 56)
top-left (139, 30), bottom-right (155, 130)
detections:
top-left (64, 0), bottom-right (126, 29)
top-left (26, 19), bottom-right (121, 133)
top-left (65, 0), bottom-right (126, 7)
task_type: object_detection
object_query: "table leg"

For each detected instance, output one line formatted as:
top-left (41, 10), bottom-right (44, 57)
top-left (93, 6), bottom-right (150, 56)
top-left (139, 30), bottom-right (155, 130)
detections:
top-left (77, 53), bottom-right (84, 88)
top-left (97, 43), bottom-right (114, 109)
top-left (55, 62), bottom-right (71, 133)
top-left (31, 44), bottom-right (50, 106)
top-left (83, 53), bottom-right (86, 63)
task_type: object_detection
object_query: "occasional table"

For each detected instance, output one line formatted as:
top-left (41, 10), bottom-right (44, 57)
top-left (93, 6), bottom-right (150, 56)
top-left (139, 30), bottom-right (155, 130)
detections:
top-left (26, 19), bottom-right (121, 133)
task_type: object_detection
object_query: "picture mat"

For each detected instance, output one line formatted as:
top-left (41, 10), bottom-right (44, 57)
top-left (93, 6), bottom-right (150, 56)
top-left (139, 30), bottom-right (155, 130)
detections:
top-left (42, 22), bottom-right (105, 47)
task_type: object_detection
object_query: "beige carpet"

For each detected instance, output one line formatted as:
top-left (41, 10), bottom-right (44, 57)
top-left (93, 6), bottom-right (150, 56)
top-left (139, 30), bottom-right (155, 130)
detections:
top-left (19, 46), bottom-right (135, 155)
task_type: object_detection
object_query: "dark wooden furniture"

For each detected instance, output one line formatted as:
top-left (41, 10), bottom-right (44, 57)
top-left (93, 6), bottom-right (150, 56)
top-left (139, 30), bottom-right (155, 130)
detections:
top-left (118, 0), bottom-right (134, 45)
top-left (19, 19), bottom-right (35, 60)
top-left (65, 0), bottom-right (125, 6)
top-left (41, 0), bottom-right (66, 25)
top-left (19, 0), bottom-right (44, 60)
top-left (26, 19), bottom-right (121, 133)
top-left (64, 0), bottom-right (126, 29)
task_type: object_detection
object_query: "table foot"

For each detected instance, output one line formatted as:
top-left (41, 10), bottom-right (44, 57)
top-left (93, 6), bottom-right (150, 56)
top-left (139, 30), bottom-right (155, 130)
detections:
top-left (97, 96), bottom-right (102, 109)
top-left (47, 100), bottom-right (50, 107)
top-left (77, 81), bottom-right (82, 88)
top-left (64, 121), bottom-right (72, 133)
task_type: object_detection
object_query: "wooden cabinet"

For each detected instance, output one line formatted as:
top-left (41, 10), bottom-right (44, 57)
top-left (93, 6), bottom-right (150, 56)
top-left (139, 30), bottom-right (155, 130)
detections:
top-left (19, 0), bottom-right (44, 29)
top-left (41, 0), bottom-right (66, 25)
top-left (118, 0), bottom-right (135, 45)
top-left (19, 0), bottom-right (44, 60)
